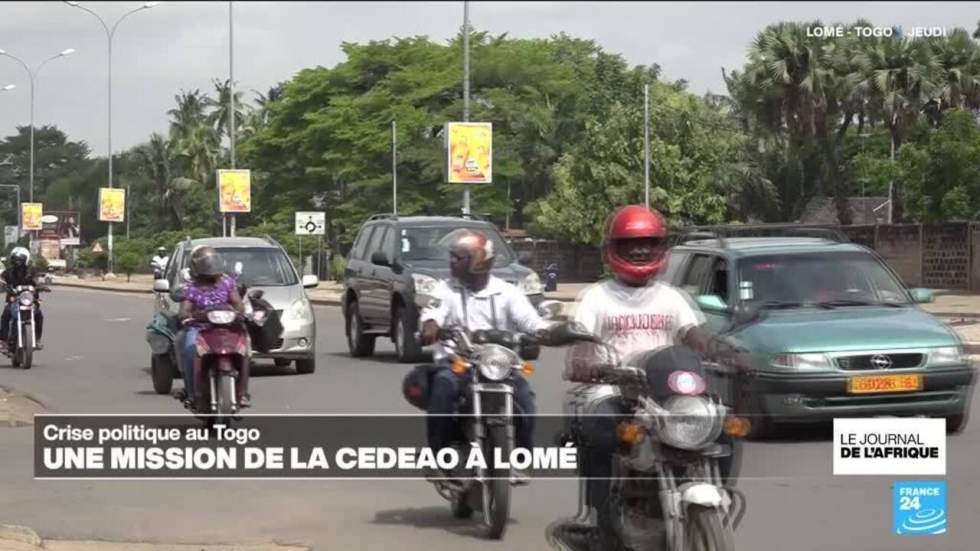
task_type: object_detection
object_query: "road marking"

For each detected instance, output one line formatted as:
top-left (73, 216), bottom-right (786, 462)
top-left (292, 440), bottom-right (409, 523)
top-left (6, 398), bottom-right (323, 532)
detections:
top-left (104, 317), bottom-right (131, 322)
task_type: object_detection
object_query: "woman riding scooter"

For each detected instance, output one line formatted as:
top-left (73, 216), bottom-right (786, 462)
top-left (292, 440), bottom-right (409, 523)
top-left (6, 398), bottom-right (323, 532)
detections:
top-left (176, 245), bottom-right (250, 409)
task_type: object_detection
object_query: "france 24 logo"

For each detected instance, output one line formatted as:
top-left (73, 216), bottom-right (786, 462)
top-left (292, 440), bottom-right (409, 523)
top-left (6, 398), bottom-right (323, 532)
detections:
top-left (893, 481), bottom-right (946, 535)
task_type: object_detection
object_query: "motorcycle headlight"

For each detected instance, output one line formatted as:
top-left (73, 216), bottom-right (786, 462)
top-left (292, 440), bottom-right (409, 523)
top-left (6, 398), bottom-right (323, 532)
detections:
top-left (18, 292), bottom-right (33, 307)
top-left (474, 344), bottom-right (520, 381)
top-left (655, 395), bottom-right (724, 451)
top-left (928, 346), bottom-right (963, 366)
top-left (412, 274), bottom-right (440, 295)
top-left (771, 353), bottom-right (833, 370)
top-left (519, 272), bottom-right (544, 295)
top-left (207, 310), bottom-right (237, 325)
top-left (286, 297), bottom-right (313, 323)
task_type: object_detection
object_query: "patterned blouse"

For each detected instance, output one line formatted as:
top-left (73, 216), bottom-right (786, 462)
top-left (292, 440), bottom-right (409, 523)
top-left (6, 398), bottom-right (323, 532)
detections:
top-left (185, 274), bottom-right (237, 313)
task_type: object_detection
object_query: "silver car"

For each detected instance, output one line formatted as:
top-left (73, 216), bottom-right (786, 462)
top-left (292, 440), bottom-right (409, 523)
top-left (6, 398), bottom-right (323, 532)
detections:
top-left (150, 236), bottom-right (318, 377)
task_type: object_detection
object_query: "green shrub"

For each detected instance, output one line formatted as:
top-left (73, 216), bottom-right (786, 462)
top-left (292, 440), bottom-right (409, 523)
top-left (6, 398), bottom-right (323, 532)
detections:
top-left (329, 255), bottom-right (347, 282)
top-left (34, 254), bottom-right (49, 274)
top-left (116, 252), bottom-right (140, 282)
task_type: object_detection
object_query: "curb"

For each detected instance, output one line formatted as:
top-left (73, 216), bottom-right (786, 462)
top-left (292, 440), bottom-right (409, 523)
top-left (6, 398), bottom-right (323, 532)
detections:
top-left (51, 280), bottom-right (152, 296)
top-left (0, 525), bottom-right (41, 547)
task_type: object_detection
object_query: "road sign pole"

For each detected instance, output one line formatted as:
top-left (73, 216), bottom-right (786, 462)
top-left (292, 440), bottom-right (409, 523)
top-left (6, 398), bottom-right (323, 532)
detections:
top-left (298, 235), bottom-right (303, 275)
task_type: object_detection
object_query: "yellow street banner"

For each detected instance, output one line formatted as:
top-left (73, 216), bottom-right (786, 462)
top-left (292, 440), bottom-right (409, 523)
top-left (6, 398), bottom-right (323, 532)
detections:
top-left (22, 203), bottom-right (43, 231)
top-left (218, 169), bottom-right (252, 213)
top-left (446, 122), bottom-right (492, 184)
top-left (98, 187), bottom-right (126, 223)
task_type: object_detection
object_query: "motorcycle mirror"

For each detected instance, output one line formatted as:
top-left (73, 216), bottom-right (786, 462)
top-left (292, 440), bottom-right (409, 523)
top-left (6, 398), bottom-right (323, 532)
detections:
top-left (234, 261), bottom-right (244, 277)
top-left (536, 300), bottom-right (564, 320)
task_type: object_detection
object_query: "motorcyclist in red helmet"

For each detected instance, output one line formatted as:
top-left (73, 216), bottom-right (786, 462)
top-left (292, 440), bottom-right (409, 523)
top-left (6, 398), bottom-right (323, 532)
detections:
top-left (552, 204), bottom-right (747, 550)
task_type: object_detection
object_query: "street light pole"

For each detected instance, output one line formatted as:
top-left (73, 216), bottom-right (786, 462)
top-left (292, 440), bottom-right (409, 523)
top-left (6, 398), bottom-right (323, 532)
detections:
top-left (644, 83), bottom-right (650, 209)
top-left (461, 0), bottom-right (471, 216)
top-left (65, 1), bottom-right (158, 270)
top-left (228, 0), bottom-right (236, 237)
top-left (0, 49), bottom-right (74, 204)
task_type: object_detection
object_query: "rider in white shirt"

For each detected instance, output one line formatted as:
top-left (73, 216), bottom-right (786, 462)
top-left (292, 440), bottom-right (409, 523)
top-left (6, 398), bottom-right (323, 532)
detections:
top-left (419, 229), bottom-right (548, 476)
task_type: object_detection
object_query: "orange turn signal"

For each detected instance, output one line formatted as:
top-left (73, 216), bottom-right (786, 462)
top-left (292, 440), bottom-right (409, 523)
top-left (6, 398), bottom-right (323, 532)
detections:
top-left (521, 362), bottom-right (535, 376)
top-left (617, 421), bottom-right (645, 446)
top-left (724, 416), bottom-right (752, 438)
top-left (451, 356), bottom-right (469, 374)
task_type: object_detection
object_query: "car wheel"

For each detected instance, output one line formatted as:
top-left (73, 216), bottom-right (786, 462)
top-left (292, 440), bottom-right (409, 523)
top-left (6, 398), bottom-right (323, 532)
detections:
top-left (346, 300), bottom-right (376, 357)
top-left (946, 412), bottom-right (967, 433)
top-left (393, 305), bottom-right (424, 363)
top-left (296, 358), bottom-right (316, 374)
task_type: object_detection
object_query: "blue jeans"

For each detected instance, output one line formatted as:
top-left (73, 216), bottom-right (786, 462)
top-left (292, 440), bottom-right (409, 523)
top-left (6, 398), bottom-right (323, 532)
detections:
top-left (426, 367), bottom-right (536, 451)
top-left (176, 326), bottom-right (199, 397)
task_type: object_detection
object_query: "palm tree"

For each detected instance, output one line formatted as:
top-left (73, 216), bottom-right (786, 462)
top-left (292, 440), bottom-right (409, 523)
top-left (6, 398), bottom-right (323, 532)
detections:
top-left (167, 89), bottom-right (209, 143)
top-left (175, 124), bottom-right (221, 187)
top-left (929, 29), bottom-right (980, 112)
top-left (207, 78), bottom-right (248, 141)
top-left (135, 133), bottom-right (175, 228)
top-left (855, 34), bottom-right (940, 221)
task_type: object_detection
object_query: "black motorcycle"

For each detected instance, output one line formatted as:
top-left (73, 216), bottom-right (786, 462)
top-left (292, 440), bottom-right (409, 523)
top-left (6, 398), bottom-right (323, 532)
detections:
top-left (548, 308), bottom-right (763, 551)
top-left (1, 281), bottom-right (49, 369)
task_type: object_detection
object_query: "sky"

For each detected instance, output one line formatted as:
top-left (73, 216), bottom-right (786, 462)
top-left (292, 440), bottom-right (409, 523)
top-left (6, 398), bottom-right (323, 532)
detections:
top-left (0, 1), bottom-right (977, 158)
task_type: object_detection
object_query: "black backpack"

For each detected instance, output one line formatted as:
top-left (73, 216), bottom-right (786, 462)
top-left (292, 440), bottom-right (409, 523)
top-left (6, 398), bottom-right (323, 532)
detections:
top-left (402, 364), bottom-right (439, 410)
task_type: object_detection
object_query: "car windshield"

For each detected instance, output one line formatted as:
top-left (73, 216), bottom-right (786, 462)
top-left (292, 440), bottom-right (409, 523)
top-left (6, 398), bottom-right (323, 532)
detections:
top-left (736, 251), bottom-right (911, 308)
top-left (399, 226), bottom-right (514, 267)
top-left (216, 247), bottom-right (298, 287)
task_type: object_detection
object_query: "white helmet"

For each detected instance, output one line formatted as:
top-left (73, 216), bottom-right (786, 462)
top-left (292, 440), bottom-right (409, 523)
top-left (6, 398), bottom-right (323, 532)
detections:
top-left (9, 247), bottom-right (30, 267)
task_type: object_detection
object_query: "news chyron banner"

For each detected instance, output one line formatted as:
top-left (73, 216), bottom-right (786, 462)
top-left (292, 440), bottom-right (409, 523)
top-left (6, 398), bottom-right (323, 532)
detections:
top-left (98, 188), bottom-right (125, 223)
top-left (21, 203), bottom-right (43, 231)
top-left (34, 415), bottom-right (578, 479)
top-left (217, 169), bottom-right (251, 213)
top-left (446, 122), bottom-right (492, 184)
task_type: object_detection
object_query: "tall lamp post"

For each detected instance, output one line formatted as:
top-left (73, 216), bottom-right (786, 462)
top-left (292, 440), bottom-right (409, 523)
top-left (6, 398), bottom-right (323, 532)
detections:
top-left (65, 1), bottom-right (158, 273)
top-left (0, 48), bottom-right (75, 203)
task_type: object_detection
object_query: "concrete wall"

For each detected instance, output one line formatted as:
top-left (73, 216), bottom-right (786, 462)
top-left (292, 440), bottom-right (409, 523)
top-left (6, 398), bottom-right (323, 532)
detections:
top-left (875, 225), bottom-right (922, 287)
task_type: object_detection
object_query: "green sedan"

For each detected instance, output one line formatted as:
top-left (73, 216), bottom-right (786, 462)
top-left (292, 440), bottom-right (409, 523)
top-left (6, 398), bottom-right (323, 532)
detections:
top-left (661, 236), bottom-right (976, 436)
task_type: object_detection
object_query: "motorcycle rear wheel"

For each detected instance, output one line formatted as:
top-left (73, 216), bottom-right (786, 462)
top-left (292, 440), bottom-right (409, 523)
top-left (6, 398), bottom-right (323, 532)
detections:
top-left (684, 505), bottom-right (734, 551)
top-left (482, 424), bottom-right (511, 539)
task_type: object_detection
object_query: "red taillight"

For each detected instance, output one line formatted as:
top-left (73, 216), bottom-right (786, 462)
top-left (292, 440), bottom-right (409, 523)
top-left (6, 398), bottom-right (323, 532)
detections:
top-left (667, 370), bottom-right (706, 395)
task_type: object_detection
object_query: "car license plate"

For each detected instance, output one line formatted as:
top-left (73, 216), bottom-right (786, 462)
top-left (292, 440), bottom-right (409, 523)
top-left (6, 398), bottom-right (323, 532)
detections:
top-left (847, 374), bottom-right (923, 394)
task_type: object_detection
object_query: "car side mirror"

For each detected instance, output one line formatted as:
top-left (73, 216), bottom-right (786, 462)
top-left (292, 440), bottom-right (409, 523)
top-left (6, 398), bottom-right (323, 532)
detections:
top-left (153, 279), bottom-right (170, 293)
top-left (909, 288), bottom-right (934, 304)
top-left (414, 293), bottom-right (440, 310)
top-left (696, 294), bottom-right (728, 314)
top-left (371, 251), bottom-right (390, 267)
top-left (234, 261), bottom-right (244, 277)
top-left (731, 302), bottom-right (765, 329)
top-left (302, 274), bottom-right (319, 289)
top-left (517, 251), bottom-right (533, 266)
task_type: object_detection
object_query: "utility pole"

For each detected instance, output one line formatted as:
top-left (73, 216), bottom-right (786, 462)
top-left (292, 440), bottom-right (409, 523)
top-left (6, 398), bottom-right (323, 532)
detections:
top-left (644, 83), bottom-right (650, 209)
top-left (392, 120), bottom-right (397, 215)
top-left (461, 0), bottom-right (471, 215)
top-left (228, 0), bottom-right (237, 237)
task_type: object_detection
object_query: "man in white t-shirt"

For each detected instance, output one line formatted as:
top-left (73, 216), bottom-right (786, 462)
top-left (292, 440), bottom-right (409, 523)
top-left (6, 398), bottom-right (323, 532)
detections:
top-left (555, 205), bottom-right (747, 550)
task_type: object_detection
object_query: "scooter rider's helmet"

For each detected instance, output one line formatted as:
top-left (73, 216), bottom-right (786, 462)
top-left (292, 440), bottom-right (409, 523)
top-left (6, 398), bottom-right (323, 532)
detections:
top-left (156, 247), bottom-right (167, 256)
top-left (602, 205), bottom-right (669, 286)
top-left (9, 247), bottom-right (30, 269)
top-left (189, 245), bottom-right (224, 279)
top-left (439, 228), bottom-right (496, 276)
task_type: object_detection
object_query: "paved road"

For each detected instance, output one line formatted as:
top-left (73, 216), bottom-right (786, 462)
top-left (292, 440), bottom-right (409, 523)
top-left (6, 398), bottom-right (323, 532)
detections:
top-left (1, 288), bottom-right (978, 550)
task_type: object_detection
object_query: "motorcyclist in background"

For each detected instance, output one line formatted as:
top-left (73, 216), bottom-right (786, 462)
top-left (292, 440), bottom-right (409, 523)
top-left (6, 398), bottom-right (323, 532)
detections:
top-left (175, 245), bottom-right (248, 409)
top-left (418, 229), bottom-right (549, 480)
top-left (151, 247), bottom-right (169, 279)
top-left (557, 204), bottom-right (749, 549)
top-left (0, 247), bottom-right (44, 350)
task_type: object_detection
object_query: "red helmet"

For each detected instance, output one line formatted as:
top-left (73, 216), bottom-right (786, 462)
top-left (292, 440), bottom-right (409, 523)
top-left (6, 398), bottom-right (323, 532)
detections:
top-left (602, 205), bottom-right (669, 285)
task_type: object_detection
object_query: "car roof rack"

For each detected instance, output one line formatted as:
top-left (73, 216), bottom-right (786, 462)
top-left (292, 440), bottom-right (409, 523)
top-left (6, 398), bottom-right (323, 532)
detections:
top-left (682, 223), bottom-right (849, 244)
top-left (367, 213), bottom-right (398, 221)
top-left (673, 230), bottom-right (728, 248)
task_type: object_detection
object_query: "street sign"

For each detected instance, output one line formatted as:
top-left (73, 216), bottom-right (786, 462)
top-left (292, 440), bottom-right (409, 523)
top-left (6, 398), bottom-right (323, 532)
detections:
top-left (22, 203), bottom-right (43, 230)
top-left (446, 121), bottom-right (492, 184)
top-left (295, 212), bottom-right (326, 236)
top-left (92, 242), bottom-right (103, 253)
top-left (98, 188), bottom-right (125, 222)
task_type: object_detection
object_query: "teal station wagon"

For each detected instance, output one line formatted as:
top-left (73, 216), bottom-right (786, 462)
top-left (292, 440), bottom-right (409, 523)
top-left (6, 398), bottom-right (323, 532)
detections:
top-left (661, 235), bottom-right (976, 436)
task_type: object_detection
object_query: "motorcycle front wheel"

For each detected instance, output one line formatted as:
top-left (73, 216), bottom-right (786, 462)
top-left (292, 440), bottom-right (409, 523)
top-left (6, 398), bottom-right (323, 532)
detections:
top-left (216, 373), bottom-right (236, 425)
top-left (482, 424), bottom-right (511, 540)
top-left (684, 505), bottom-right (734, 551)
top-left (19, 323), bottom-right (32, 370)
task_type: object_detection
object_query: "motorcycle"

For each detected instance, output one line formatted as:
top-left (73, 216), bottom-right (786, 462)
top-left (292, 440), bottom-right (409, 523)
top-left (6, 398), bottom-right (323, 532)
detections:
top-left (1, 281), bottom-right (50, 370)
top-left (411, 296), bottom-right (589, 540)
top-left (548, 306), bottom-right (763, 551)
